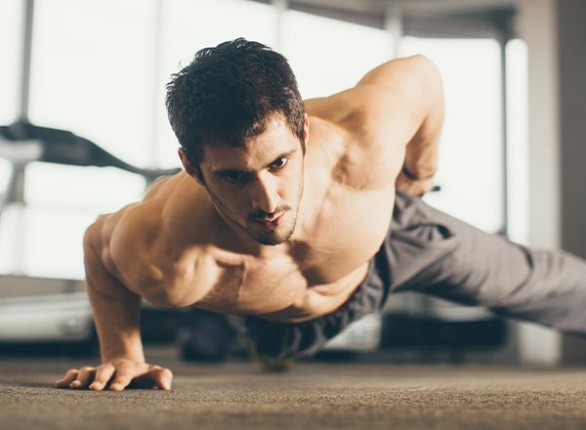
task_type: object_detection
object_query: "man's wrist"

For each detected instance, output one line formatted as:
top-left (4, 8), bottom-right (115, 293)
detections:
top-left (401, 164), bottom-right (436, 181)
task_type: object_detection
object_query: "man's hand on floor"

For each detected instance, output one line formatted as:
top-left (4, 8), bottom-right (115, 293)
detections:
top-left (54, 357), bottom-right (173, 391)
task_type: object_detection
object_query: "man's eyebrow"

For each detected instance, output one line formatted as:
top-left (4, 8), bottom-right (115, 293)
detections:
top-left (210, 167), bottom-right (252, 177)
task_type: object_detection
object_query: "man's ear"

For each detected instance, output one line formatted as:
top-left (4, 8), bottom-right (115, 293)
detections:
top-left (178, 148), bottom-right (204, 185)
top-left (301, 114), bottom-right (310, 156)
top-left (303, 114), bottom-right (310, 152)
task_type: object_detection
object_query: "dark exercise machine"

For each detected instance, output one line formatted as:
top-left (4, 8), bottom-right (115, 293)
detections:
top-left (0, 120), bottom-right (180, 221)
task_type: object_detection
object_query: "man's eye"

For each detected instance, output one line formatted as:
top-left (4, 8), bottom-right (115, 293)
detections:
top-left (270, 157), bottom-right (288, 170)
top-left (222, 172), bottom-right (247, 184)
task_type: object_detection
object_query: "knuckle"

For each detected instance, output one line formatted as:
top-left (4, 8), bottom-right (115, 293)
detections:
top-left (95, 370), bottom-right (112, 381)
top-left (97, 363), bottom-right (115, 372)
top-left (114, 373), bottom-right (131, 383)
top-left (113, 361), bottom-right (131, 371)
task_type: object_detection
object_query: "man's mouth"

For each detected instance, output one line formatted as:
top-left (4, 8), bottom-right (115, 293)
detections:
top-left (252, 213), bottom-right (284, 230)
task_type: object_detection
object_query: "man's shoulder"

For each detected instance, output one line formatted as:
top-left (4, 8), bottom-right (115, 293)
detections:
top-left (306, 111), bottom-right (402, 191)
top-left (306, 55), bottom-right (438, 151)
top-left (87, 173), bottom-right (193, 277)
top-left (95, 172), bottom-right (199, 242)
top-left (83, 200), bottom-right (159, 285)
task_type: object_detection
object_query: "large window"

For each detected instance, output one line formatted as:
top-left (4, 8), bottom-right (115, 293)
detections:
top-left (0, 0), bottom-right (22, 125)
top-left (30, 0), bottom-right (158, 166)
top-left (282, 10), bottom-right (391, 99)
top-left (506, 39), bottom-right (529, 245)
top-left (0, 0), bottom-right (23, 200)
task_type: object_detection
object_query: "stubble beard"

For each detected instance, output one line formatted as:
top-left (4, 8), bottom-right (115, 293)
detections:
top-left (206, 173), bottom-right (304, 246)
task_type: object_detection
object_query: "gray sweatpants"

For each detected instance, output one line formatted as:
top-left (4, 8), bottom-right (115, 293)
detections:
top-left (242, 190), bottom-right (586, 359)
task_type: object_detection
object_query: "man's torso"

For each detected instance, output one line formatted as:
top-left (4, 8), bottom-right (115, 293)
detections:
top-left (95, 111), bottom-right (403, 322)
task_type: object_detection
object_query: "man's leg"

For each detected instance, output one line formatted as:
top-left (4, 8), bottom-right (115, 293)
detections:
top-left (387, 191), bottom-right (586, 337)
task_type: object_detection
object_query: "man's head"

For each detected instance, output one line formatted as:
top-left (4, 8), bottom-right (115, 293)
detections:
top-left (166, 38), bottom-right (306, 171)
top-left (166, 39), bottom-right (309, 246)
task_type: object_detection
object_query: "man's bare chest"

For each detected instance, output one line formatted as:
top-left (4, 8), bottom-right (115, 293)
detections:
top-left (192, 186), bottom-right (396, 319)
top-left (193, 252), bottom-right (370, 321)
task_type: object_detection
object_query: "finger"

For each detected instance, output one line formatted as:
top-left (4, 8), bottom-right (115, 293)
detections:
top-left (153, 367), bottom-right (173, 391)
top-left (129, 367), bottom-right (173, 390)
top-left (89, 364), bottom-right (115, 391)
top-left (109, 371), bottom-right (133, 392)
top-left (70, 366), bottom-right (96, 389)
top-left (55, 369), bottom-right (79, 388)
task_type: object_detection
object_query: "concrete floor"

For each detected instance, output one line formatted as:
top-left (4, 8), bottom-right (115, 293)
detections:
top-left (1, 347), bottom-right (586, 430)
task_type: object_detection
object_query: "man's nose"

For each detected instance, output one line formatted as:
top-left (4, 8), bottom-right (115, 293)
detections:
top-left (250, 173), bottom-right (278, 215)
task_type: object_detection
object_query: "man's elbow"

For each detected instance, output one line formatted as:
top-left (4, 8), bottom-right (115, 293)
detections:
top-left (83, 223), bottom-right (98, 255)
top-left (409, 55), bottom-right (442, 87)
top-left (359, 54), bottom-right (441, 93)
top-left (82, 218), bottom-right (109, 275)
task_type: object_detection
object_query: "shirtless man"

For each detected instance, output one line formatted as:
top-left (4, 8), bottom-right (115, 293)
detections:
top-left (56, 38), bottom-right (586, 392)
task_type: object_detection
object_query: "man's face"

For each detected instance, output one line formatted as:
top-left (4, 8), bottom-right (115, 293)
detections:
top-left (198, 116), bottom-right (307, 246)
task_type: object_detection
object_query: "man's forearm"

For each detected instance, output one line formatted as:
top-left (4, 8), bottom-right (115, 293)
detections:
top-left (87, 281), bottom-right (144, 363)
top-left (403, 58), bottom-right (444, 179)
top-left (403, 131), bottom-right (440, 180)
top-left (84, 230), bottom-right (145, 363)
top-left (356, 55), bottom-right (444, 179)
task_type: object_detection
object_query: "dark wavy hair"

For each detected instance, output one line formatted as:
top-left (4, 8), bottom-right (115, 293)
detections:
top-left (166, 38), bottom-right (305, 167)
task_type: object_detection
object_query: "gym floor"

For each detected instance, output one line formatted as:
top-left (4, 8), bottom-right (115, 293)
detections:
top-left (1, 346), bottom-right (586, 430)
